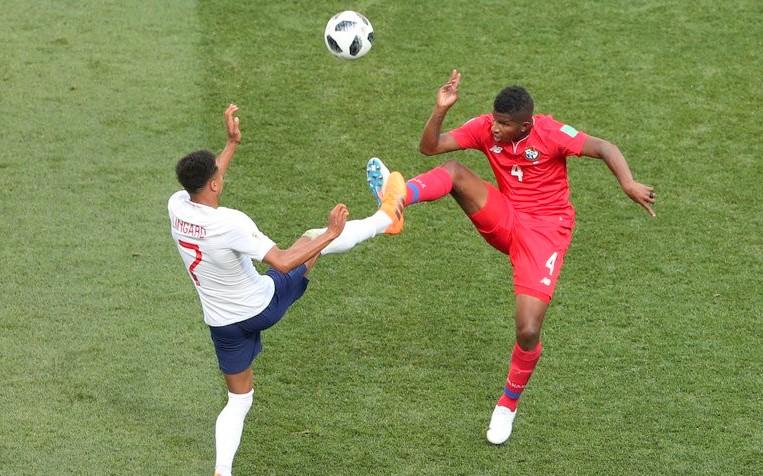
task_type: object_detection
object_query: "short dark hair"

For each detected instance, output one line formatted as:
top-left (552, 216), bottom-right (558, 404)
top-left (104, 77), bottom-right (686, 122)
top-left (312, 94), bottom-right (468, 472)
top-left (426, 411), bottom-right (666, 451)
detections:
top-left (175, 150), bottom-right (218, 194)
top-left (493, 85), bottom-right (534, 117)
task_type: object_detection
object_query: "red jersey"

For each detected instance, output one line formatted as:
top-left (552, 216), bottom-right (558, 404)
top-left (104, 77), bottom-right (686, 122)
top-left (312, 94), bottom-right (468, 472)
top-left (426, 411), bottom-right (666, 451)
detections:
top-left (449, 114), bottom-right (588, 216)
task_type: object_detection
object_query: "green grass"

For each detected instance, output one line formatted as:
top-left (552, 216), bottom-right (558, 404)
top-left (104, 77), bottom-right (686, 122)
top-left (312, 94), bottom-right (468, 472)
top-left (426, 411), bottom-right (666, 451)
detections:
top-left (1, 1), bottom-right (761, 474)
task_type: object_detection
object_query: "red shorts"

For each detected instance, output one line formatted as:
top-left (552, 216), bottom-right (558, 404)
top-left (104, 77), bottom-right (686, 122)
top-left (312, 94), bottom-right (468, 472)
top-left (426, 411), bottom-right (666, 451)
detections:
top-left (468, 184), bottom-right (575, 304)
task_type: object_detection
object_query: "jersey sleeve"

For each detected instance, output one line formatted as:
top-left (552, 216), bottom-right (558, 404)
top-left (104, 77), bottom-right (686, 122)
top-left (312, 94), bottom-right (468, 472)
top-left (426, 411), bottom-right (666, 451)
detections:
top-left (448, 115), bottom-right (489, 150)
top-left (544, 117), bottom-right (589, 157)
top-left (227, 210), bottom-right (276, 261)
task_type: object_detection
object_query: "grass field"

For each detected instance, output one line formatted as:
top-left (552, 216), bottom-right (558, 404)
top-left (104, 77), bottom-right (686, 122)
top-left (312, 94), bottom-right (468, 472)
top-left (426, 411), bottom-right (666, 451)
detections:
top-left (1, 1), bottom-right (761, 474)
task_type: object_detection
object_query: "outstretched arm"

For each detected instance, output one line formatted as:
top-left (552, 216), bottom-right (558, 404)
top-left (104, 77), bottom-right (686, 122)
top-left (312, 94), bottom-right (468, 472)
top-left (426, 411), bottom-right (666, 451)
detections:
top-left (262, 204), bottom-right (349, 273)
top-left (215, 103), bottom-right (242, 177)
top-left (581, 136), bottom-right (656, 217)
top-left (419, 69), bottom-right (464, 156)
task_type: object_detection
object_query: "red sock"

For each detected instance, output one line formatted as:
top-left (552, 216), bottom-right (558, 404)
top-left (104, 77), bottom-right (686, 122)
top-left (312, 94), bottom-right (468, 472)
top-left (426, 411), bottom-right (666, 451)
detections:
top-left (405, 167), bottom-right (453, 206)
top-left (497, 342), bottom-right (543, 411)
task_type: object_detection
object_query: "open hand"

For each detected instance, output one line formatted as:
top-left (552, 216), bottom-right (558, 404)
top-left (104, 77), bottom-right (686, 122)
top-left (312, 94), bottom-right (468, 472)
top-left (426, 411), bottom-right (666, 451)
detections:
top-left (326, 204), bottom-right (349, 238)
top-left (623, 181), bottom-right (656, 217)
top-left (224, 104), bottom-right (241, 144)
top-left (435, 69), bottom-right (461, 110)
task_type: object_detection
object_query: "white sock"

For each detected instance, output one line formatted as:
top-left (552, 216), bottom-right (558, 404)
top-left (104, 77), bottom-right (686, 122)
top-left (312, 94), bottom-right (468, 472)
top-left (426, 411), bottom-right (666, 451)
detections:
top-left (214, 389), bottom-right (254, 476)
top-left (314, 211), bottom-right (392, 255)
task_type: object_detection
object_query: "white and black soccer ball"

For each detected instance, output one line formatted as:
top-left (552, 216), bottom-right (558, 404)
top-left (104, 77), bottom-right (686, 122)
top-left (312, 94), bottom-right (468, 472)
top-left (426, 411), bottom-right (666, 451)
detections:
top-left (324, 11), bottom-right (374, 60)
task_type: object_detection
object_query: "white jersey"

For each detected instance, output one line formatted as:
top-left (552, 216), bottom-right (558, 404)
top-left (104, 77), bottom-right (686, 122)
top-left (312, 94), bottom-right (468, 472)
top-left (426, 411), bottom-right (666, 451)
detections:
top-left (168, 190), bottom-right (277, 327)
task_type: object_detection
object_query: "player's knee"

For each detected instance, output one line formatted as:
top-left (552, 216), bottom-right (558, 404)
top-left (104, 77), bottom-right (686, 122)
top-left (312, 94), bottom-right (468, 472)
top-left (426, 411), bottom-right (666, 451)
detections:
top-left (440, 159), bottom-right (465, 177)
top-left (441, 160), bottom-right (479, 188)
top-left (515, 324), bottom-right (541, 349)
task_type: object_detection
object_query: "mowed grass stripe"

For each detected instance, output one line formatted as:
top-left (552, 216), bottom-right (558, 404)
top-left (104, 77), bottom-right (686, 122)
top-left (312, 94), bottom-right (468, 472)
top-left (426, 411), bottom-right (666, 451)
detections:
top-left (0, 2), bottom-right (214, 474)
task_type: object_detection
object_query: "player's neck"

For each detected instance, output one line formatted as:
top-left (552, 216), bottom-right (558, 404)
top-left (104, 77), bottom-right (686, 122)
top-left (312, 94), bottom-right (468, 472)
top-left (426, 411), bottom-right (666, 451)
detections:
top-left (511, 130), bottom-right (530, 145)
top-left (511, 117), bottom-right (534, 144)
top-left (190, 192), bottom-right (219, 209)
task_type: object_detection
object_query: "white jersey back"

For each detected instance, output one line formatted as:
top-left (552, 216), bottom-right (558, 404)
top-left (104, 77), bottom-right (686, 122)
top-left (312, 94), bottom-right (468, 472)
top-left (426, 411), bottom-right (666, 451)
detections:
top-left (168, 190), bottom-right (276, 327)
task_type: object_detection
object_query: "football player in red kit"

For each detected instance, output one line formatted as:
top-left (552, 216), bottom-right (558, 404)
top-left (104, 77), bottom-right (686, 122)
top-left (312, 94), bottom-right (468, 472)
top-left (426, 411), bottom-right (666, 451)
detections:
top-left (367, 69), bottom-right (656, 445)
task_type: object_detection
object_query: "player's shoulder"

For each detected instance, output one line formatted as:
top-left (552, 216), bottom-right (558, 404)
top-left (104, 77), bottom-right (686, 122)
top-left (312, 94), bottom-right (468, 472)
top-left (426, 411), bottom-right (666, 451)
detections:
top-left (168, 189), bottom-right (189, 203)
top-left (533, 114), bottom-right (563, 130)
top-left (218, 206), bottom-right (257, 228)
top-left (454, 113), bottom-right (491, 129)
top-left (168, 189), bottom-right (190, 211)
top-left (451, 114), bottom-right (493, 144)
top-left (533, 114), bottom-right (583, 139)
top-left (471, 113), bottom-right (493, 127)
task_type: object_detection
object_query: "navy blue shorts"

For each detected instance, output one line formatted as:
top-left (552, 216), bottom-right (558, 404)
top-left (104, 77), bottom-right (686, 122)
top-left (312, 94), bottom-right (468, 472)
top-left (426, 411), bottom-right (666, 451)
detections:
top-left (209, 265), bottom-right (309, 375)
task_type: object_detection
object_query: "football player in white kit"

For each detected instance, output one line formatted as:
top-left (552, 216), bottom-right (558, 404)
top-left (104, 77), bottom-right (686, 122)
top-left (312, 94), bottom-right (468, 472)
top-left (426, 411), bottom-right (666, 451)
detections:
top-left (168, 104), bottom-right (406, 476)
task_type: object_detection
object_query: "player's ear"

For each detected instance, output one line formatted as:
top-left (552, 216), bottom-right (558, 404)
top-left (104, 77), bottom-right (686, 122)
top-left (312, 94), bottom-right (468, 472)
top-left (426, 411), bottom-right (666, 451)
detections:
top-left (208, 176), bottom-right (220, 193)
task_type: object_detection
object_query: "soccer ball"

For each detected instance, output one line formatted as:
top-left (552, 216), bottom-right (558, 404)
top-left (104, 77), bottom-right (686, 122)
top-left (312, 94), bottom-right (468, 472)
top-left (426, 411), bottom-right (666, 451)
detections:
top-left (324, 11), bottom-right (374, 60)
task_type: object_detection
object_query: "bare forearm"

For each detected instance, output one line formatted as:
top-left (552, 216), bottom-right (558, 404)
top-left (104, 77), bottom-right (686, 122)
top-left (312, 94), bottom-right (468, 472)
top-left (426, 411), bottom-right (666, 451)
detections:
top-left (583, 135), bottom-right (655, 216)
top-left (268, 232), bottom-right (337, 273)
top-left (599, 142), bottom-right (635, 189)
top-left (419, 107), bottom-right (449, 155)
top-left (215, 139), bottom-right (239, 177)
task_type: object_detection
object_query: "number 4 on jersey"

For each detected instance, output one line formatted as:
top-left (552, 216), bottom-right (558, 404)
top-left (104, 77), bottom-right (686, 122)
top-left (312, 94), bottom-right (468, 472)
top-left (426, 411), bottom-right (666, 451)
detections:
top-left (511, 164), bottom-right (523, 182)
top-left (178, 240), bottom-right (202, 286)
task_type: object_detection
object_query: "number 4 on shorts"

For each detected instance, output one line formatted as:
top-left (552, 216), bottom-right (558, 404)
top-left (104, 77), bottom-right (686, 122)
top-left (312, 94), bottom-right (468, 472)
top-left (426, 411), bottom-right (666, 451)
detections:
top-left (545, 252), bottom-right (558, 275)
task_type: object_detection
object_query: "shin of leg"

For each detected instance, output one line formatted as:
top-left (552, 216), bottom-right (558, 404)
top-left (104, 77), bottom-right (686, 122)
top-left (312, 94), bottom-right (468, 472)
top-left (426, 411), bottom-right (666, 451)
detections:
top-left (215, 389), bottom-right (254, 476)
top-left (514, 294), bottom-right (548, 350)
top-left (495, 295), bottom-right (547, 411)
top-left (320, 216), bottom-right (384, 256)
top-left (495, 295), bottom-right (547, 410)
top-left (216, 369), bottom-right (255, 476)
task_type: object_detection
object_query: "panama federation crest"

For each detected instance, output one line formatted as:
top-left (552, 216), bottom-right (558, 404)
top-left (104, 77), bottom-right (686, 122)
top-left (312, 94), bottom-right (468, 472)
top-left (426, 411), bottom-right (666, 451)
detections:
top-left (524, 147), bottom-right (540, 162)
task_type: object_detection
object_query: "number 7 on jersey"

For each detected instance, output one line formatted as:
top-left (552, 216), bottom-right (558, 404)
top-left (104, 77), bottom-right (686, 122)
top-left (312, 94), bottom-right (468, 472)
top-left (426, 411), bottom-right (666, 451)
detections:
top-left (178, 240), bottom-right (203, 286)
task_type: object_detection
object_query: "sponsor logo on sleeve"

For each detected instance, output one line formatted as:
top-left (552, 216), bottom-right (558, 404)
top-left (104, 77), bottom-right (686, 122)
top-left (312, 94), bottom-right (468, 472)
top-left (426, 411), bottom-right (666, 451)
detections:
top-left (560, 124), bottom-right (578, 137)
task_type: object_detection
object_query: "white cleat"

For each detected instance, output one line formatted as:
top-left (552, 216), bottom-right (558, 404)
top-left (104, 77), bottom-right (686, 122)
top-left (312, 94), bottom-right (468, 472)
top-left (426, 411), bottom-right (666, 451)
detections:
top-left (486, 405), bottom-right (516, 445)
